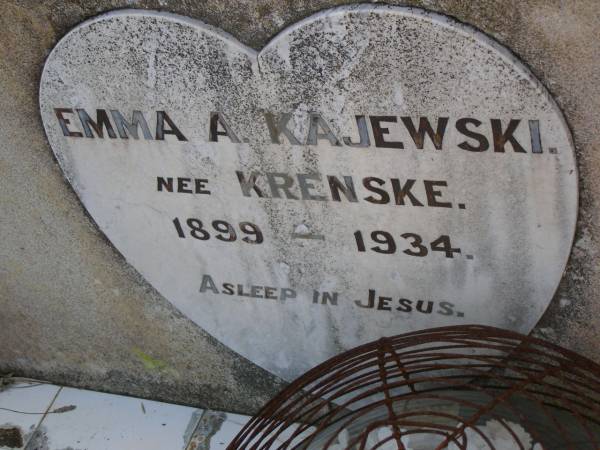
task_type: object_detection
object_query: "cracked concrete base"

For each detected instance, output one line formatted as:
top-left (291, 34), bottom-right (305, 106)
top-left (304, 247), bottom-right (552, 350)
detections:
top-left (0, 381), bottom-right (250, 450)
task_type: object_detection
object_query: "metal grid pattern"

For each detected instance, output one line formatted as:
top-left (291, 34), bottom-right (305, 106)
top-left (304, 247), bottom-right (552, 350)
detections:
top-left (229, 325), bottom-right (600, 449)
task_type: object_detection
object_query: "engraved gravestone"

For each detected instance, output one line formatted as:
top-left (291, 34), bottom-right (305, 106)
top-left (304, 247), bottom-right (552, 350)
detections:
top-left (40, 6), bottom-right (577, 379)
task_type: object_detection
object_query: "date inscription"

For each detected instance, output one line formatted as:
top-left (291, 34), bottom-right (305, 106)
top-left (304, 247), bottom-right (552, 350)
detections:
top-left (354, 231), bottom-right (461, 258)
top-left (173, 217), bottom-right (263, 243)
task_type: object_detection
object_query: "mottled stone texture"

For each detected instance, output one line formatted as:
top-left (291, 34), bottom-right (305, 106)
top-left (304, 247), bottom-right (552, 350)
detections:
top-left (0, 0), bottom-right (598, 413)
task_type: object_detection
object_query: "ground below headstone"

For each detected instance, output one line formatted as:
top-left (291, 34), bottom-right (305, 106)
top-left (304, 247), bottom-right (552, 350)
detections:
top-left (0, 380), bottom-right (251, 450)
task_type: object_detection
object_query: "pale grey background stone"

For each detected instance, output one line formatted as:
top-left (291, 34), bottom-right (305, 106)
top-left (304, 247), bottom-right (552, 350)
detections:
top-left (0, 0), bottom-right (598, 414)
top-left (38, 7), bottom-right (577, 380)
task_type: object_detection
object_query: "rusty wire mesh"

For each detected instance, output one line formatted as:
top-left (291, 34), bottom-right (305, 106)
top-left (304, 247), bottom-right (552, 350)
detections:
top-left (228, 325), bottom-right (600, 449)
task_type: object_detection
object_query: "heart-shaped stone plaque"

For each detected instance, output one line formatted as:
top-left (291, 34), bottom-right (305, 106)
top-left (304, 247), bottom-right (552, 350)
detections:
top-left (40, 6), bottom-right (577, 380)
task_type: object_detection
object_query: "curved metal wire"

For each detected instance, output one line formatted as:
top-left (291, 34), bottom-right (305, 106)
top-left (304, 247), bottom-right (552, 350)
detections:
top-left (228, 325), bottom-right (600, 449)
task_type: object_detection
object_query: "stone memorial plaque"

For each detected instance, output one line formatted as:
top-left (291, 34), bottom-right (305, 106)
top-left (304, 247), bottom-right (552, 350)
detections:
top-left (40, 6), bottom-right (577, 379)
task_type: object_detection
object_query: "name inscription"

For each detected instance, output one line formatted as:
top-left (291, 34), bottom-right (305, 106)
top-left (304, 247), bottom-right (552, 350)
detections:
top-left (55, 108), bottom-right (547, 155)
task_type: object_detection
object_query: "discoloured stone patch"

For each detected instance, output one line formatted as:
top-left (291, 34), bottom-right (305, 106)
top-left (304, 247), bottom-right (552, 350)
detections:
top-left (186, 410), bottom-right (226, 450)
top-left (131, 348), bottom-right (168, 372)
top-left (24, 425), bottom-right (50, 450)
top-left (0, 426), bottom-right (23, 448)
top-left (183, 409), bottom-right (204, 447)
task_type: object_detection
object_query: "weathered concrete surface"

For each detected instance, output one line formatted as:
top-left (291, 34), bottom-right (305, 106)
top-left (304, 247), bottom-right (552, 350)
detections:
top-left (0, 0), bottom-right (599, 413)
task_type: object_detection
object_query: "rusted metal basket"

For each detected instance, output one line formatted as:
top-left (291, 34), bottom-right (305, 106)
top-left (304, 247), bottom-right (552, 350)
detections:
top-left (229, 325), bottom-right (600, 449)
